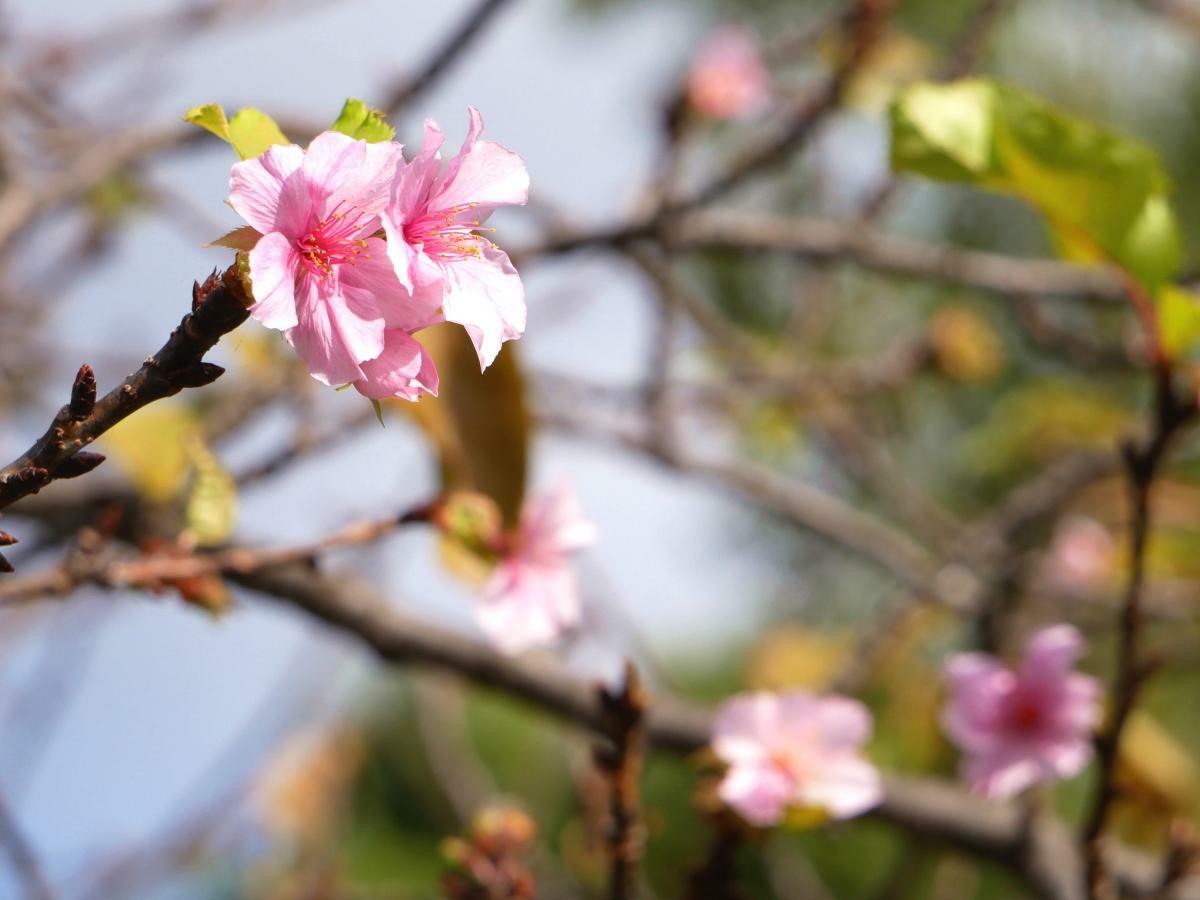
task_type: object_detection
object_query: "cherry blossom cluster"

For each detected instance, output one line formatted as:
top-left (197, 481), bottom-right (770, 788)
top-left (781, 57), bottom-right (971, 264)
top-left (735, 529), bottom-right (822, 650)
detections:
top-left (228, 108), bottom-right (528, 400)
top-left (709, 625), bottom-right (1102, 828)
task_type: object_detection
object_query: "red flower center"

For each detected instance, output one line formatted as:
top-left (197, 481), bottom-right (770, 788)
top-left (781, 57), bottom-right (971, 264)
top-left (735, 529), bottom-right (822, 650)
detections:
top-left (1007, 697), bottom-right (1043, 733)
top-left (297, 202), bottom-right (371, 279)
top-left (405, 202), bottom-right (494, 262)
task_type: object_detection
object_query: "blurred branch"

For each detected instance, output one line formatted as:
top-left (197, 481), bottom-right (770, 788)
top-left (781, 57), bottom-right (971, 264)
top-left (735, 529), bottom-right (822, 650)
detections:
top-left (382, 0), bottom-right (518, 118)
top-left (0, 265), bottom-right (251, 521)
top-left (0, 124), bottom-right (201, 256)
top-left (537, 395), bottom-right (985, 614)
top-left (229, 563), bottom-right (1186, 899)
top-left (1083, 370), bottom-right (1198, 897)
top-left (940, 0), bottom-right (1021, 80)
top-left (1135, 0), bottom-right (1200, 35)
top-left (0, 504), bottom-right (434, 606)
top-left (595, 664), bottom-right (647, 900)
top-left (521, 0), bottom-right (895, 259)
top-left (684, 0), bottom-right (895, 210)
top-left (665, 211), bottom-right (1125, 302)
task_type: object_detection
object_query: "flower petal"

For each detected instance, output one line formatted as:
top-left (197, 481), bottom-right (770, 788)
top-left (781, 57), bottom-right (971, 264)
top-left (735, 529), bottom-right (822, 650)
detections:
top-left (286, 274), bottom-right (382, 386)
top-left (354, 329), bottom-right (439, 401)
top-left (1020, 625), bottom-right (1086, 685)
top-left (810, 695), bottom-right (874, 752)
top-left (433, 108), bottom-right (529, 213)
top-left (521, 482), bottom-right (597, 558)
top-left (476, 560), bottom-right (580, 654)
top-left (941, 652), bottom-right (1015, 754)
top-left (339, 239), bottom-right (443, 332)
top-left (798, 755), bottom-right (882, 819)
top-left (330, 139), bottom-right (404, 222)
top-left (441, 247), bottom-right (526, 370)
top-left (247, 232), bottom-right (299, 331)
top-left (392, 118), bottom-right (447, 220)
top-left (962, 746), bottom-right (1044, 799)
top-left (712, 693), bottom-right (782, 764)
top-left (718, 762), bottom-right (793, 827)
top-left (228, 143), bottom-right (305, 234)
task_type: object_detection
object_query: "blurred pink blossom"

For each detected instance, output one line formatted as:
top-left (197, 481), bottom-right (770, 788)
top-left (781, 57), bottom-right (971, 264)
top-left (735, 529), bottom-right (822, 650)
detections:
top-left (686, 26), bottom-right (771, 121)
top-left (942, 625), bottom-right (1102, 799)
top-left (1045, 517), bottom-right (1116, 592)
top-left (383, 108), bottom-right (529, 371)
top-left (229, 131), bottom-right (442, 400)
top-left (476, 483), bottom-right (596, 655)
top-left (711, 691), bottom-right (882, 827)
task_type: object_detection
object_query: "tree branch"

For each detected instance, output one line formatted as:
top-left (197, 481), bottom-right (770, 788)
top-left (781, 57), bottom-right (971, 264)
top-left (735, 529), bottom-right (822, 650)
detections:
top-left (228, 562), bottom-right (1189, 899)
top-left (0, 264), bottom-right (251, 518)
top-left (382, 0), bottom-right (518, 117)
top-left (1083, 370), bottom-right (1197, 896)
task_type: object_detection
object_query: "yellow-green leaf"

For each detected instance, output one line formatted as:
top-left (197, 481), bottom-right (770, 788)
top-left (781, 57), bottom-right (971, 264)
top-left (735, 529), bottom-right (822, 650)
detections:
top-left (1157, 286), bottom-right (1200, 359)
top-left (890, 79), bottom-right (1181, 292)
top-left (228, 107), bottom-right (289, 160)
top-left (103, 406), bottom-right (204, 503)
top-left (330, 98), bottom-right (395, 143)
top-left (186, 103), bottom-right (289, 160)
top-left (183, 438), bottom-right (238, 547)
top-left (184, 103), bottom-right (231, 143)
top-left (890, 80), bottom-right (998, 182)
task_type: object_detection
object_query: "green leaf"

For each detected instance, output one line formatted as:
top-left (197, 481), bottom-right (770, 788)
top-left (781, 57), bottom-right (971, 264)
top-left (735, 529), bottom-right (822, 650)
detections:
top-left (890, 79), bottom-right (1181, 292)
top-left (228, 107), bottom-right (289, 160)
top-left (184, 103), bottom-right (290, 160)
top-left (184, 103), bottom-right (231, 143)
top-left (330, 98), bottom-right (395, 143)
top-left (889, 80), bottom-right (998, 182)
top-left (1157, 286), bottom-right (1200, 358)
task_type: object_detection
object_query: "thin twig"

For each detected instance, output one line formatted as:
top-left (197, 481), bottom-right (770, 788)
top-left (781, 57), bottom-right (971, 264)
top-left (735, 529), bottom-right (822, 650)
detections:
top-left (595, 663), bottom-right (647, 900)
top-left (0, 264), bottom-right (251, 516)
top-left (1082, 368), bottom-right (1197, 897)
top-left (382, 0), bottom-right (518, 118)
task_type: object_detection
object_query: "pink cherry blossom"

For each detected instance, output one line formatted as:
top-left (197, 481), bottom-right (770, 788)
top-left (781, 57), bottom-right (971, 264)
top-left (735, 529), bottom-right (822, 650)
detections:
top-left (475, 483), bottom-right (596, 655)
top-left (712, 691), bottom-right (882, 827)
top-left (228, 131), bottom-right (442, 401)
top-left (687, 26), bottom-right (771, 121)
top-left (1044, 517), bottom-right (1116, 593)
top-left (383, 108), bottom-right (529, 371)
top-left (941, 625), bottom-right (1103, 799)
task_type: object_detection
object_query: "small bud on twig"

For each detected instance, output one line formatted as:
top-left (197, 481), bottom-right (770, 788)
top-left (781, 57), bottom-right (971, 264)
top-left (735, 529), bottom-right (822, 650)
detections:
top-left (54, 453), bottom-right (106, 480)
top-left (172, 363), bottom-right (225, 388)
top-left (0, 531), bottom-right (17, 547)
top-left (0, 553), bottom-right (12, 573)
top-left (70, 364), bottom-right (97, 420)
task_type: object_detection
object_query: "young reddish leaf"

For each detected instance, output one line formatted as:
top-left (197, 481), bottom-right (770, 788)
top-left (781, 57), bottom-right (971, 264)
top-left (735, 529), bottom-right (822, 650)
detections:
top-left (205, 226), bottom-right (261, 251)
top-left (407, 324), bottom-right (530, 526)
